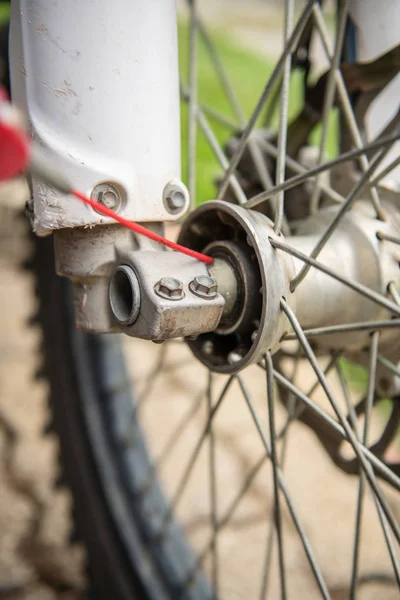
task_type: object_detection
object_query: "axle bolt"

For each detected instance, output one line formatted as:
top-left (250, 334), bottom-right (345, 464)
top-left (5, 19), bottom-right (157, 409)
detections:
top-left (154, 277), bottom-right (184, 300)
top-left (189, 275), bottom-right (218, 299)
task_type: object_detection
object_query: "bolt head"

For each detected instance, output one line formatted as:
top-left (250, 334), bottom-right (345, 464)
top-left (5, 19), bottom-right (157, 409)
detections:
top-left (154, 277), bottom-right (184, 300)
top-left (166, 190), bottom-right (185, 212)
top-left (163, 180), bottom-right (189, 215)
top-left (190, 275), bottom-right (218, 299)
top-left (91, 183), bottom-right (122, 212)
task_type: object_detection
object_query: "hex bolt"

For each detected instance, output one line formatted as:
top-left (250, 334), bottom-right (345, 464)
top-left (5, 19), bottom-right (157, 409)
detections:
top-left (189, 275), bottom-right (218, 299)
top-left (91, 183), bottom-right (122, 212)
top-left (163, 179), bottom-right (190, 216)
top-left (154, 277), bottom-right (185, 300)
top-left (166, 190), bottom-right (185, 212)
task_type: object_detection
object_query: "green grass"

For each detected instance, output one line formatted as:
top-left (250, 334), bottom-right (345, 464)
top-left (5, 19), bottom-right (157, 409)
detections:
top-left (178, 23), bottom-right (304, 204)
top-left (178, 23), bottom-right (338, 204)
top-left (0, 3), bottom-right (9, 24)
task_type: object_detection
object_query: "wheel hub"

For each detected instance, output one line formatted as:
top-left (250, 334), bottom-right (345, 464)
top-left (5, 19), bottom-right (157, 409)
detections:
top-left (178, 201), bottom-right (295, 373)
top-left (179, 198), bottom-right (400, 385)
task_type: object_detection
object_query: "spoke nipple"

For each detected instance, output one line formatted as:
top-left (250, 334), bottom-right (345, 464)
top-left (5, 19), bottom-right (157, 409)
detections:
top-left (251, 330), bottom-right (258, 343)
top-left (189, 275), bottom-right (218, 299)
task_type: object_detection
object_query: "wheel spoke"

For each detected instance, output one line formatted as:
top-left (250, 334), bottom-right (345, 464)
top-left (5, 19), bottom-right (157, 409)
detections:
top-left (265, 353), bottom-right (287, 598)
top-left (290, 147), bottom-right (391, 290)
top-left (271, 238), bottom-right (400, 316)
top-left (273, 367), bottom-right (400, 491)
top-left (350, 331), bottom-right (379, 597)
top-left (337, 343), bottom-right (400, 594)
top-left (312, 3), bottom-right (385, 219)
top-left (182, 371), bottom-right (329, 597)
top-left (283, 319), bottom-right (400, 341)
top-left (161, 375), bottom-right (235, 533)
top-left (274, 0), bottom-right (295, 233)
top-left (388, 282), bottom-right (400, 306)
top-left (139, 390), bottom-right (206, 496)
top-left (371, 154), bottom-right (400, 187)
top-left (244, 133), bottom-right (400, 210)
top-left (309, 0), bottom-right (348, 215)
top-left (377, 231), bottom-right (400, 245)
top-left (217, 0), bottom-right (315, 200)
top-left (334, 361), bottom-right (360, 435)
top-left (181, 82), bottom-right (239, 131)
top-left (207, 372), bottom-right (219, 593)
top-left (276, 352), bottom-right (339, 437)
top-left (377, 354), bottom-right (400, 380)
top-left (280, 300), bottom-right (400, 544)
top-left (236, 374), bottom-right (330, 598)
top-left (184, 88), bottom-right (248, 205)
top-left (196, 15), bottom-right (274, 191)
top-left (257, 137), bottom-right (345, 206)
top-left (185, 453), bottom-right (267, 591)
top-left (196, 17), bottom-right (243, 123)
top-left (260, 348), bottom-right (301, 599)
top-left (129, 5), bottom-right (400, 596)
top-left (373, 502), bottom-right (400, 590)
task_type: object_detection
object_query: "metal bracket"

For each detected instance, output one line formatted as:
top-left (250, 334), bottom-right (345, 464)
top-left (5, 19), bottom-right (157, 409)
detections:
top-left (109, 250), bottom-right (225, 341)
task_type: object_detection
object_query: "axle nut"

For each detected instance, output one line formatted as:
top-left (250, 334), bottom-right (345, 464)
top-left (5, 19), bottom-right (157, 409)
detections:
top-left (189, 275), bottom-right (218, 299)
top-left (154, 277), bottom-right (184, 300)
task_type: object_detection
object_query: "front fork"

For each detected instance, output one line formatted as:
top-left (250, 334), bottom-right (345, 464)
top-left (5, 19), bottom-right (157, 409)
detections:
top-left (10, 0), bottom-right (192, 332)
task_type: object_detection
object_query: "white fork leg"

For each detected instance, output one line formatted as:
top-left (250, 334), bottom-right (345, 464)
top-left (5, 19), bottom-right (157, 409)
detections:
top-left (9, 0), bottom-right (186, 234)
top-left (349, 0), bottom-right (400, 190)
